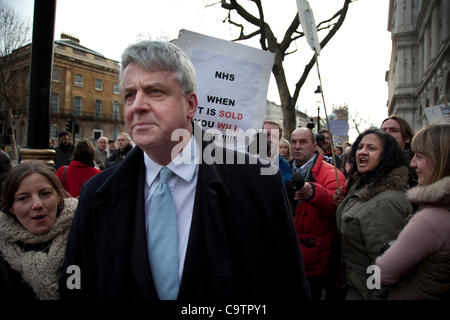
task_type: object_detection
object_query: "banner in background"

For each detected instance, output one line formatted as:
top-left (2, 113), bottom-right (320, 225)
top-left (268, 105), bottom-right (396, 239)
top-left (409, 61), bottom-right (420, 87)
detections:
top-left (174, 29), bottom-right (275, 143)
top-left (324, 119), bottom-right (349, 137)
top-left (425, 104), bottom-right (450, 124)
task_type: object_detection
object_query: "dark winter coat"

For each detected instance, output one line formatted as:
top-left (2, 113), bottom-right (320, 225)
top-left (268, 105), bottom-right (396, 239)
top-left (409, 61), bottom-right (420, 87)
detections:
top-left (105, 143), bottom-right (133, 168)
top-left (54, 143), bottom-right (74, 169)
top-left (59, 137), bottom-right (311, 301)
top-left (336, 166), bottom-right (413, 300)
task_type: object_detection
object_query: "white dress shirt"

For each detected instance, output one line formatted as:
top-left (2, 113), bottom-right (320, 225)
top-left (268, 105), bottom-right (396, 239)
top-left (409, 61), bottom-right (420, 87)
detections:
top-left (144, 136), bottom-right (200, 281)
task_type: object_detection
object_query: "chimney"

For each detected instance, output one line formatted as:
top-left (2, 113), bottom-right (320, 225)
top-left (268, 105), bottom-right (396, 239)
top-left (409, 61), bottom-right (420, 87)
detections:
top-left (61, 32), bottom-right (80, 43)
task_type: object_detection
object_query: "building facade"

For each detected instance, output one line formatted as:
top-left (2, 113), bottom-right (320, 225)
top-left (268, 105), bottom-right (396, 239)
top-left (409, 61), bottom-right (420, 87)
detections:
top-left (386, 0), bottom-right (450, 131)
top-left (0, 33), bottom-right (125, 151)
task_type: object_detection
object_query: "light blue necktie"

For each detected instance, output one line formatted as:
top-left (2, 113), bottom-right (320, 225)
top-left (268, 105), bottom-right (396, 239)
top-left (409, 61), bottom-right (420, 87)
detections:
top-left (147, 167), bottom-right (179, 300)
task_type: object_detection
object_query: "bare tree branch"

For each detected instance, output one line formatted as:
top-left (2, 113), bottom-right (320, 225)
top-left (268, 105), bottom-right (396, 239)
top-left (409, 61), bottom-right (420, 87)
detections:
top-left (252, 0), bottom-right (268, 50)
top-left (216, 0), bottom-right (353, 138)
top-left (292, 0), bottom-right (351, 107)
top-left (224, 11), bottom-right (261, 41)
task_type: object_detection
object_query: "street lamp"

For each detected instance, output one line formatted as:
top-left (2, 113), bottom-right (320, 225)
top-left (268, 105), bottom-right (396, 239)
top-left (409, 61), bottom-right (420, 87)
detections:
top-left (317, 106), bottom-right (320, 131)
top-left (314, 85), bottom-right (322, 132)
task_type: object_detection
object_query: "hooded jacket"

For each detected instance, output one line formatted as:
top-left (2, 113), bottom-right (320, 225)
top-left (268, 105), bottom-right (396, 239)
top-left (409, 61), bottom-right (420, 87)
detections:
top-left (377, 176), bottom-right (450, 300)
top-left (336, 166), bottom-right (413, 300)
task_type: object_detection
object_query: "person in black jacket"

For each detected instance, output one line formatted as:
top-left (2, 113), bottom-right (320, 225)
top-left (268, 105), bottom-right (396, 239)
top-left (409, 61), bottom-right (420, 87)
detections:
top-left (105, 133), bottom-right (133, 168)
top-left (54, 131), bottom-right (74, 170)
top-left (60, 40), bottom-right (310, 302)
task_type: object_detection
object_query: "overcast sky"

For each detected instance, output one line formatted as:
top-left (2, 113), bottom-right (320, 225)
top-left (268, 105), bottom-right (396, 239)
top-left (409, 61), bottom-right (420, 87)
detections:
top-left (8, 0), bottom-right (392, 141)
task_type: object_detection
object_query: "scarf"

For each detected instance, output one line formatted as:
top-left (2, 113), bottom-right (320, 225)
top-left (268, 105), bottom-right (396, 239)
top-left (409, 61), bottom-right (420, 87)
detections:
top-left (0, 197), bottom-right (78, 300)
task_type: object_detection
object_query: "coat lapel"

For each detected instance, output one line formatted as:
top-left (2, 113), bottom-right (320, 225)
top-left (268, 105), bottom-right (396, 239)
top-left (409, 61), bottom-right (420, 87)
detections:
top-left (178, 137), bottom-right (233, 301)
top-left (92, 147), bottom-right (158, 299)
top-left (130, 159), bottom-right (158, 299)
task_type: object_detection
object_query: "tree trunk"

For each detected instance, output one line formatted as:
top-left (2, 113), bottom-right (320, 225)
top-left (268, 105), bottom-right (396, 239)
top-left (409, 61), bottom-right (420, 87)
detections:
top-left (272, 56), bottom-right (297, 139)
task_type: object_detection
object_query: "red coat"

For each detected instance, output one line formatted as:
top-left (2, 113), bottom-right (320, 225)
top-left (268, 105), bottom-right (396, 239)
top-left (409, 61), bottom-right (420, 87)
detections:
top-left (56, 160), bottom-right (101, 198)
top-left (293, 152), bottom-right (346, 277)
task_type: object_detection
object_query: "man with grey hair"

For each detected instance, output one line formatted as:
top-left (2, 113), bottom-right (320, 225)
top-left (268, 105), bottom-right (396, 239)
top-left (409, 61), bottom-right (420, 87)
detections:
top-left (289, 127), bottom-right (346, 300)
top-left (105, 132), bottom-right (133, 168)
top-left (94, 136), bottom-right (108, 170)
top-left (61, 40), bottom-right (310, 301)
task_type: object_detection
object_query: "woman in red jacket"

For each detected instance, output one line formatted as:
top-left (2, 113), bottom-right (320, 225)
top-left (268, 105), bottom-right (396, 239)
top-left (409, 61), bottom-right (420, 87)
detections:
top-left (56, 140), bottom-right (101, 198)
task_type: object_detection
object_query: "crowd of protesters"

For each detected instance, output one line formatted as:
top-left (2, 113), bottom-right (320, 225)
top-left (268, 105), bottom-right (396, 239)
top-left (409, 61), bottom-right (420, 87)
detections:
top-left (0, 38), bottom-right (448, 302)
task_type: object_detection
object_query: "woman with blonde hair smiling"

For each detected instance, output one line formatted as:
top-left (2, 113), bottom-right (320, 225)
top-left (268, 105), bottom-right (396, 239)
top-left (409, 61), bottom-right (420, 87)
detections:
top-left (376, 124), bottom-right (450, 300)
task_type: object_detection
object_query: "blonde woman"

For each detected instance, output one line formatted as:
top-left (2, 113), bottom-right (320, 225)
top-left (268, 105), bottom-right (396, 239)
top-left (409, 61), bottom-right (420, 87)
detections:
top-left (376, 124), bottom-right (450, 300)
top-left (279, 138), bottom-right (292, 161)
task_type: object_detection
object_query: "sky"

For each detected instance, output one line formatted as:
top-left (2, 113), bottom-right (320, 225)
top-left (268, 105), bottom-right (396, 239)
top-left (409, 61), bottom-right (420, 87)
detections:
top-left (8, 0), bottom-right (392, 141)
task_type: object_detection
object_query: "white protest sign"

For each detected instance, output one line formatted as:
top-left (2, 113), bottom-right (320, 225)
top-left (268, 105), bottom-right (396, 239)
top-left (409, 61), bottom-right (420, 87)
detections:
top-left (425, 104), bottom-right (450, 124)
top-left (173, 29), bottom-right (275, 143)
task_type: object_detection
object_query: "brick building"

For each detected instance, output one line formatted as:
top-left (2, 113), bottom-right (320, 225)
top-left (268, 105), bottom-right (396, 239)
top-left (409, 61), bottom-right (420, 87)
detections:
top-left (0, 33), bottom-right (125, 151)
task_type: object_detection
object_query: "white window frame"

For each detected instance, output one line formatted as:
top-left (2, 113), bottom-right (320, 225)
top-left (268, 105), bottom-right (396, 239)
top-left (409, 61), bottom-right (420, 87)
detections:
top-left (113, 101), bottom-right (120, 121)
top-left (52, 69), bottom-right (60, 82)
top-left (95, 79), bottom-right (103, 91)
top-left (50, 124), bottom-right (59, 139)
top-left (75, 124), bottom-right (82, 141)
top-left (74, 74), bottom-right (83, 87)
top-left (93, 129), bottom-right (103, 140)
top-left (73, 96), bottom-right (82, 116)
top-left (94, 99), bottom-right (102, 119)
top-left (113, 82), bottom-right (120, 94)
top-left (50, 93), bottom-right (59, 113)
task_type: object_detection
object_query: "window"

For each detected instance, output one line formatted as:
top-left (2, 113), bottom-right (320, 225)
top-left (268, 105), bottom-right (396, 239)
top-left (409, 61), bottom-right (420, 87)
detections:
top-left (95, 79), bottom-right (103, 91)
top-left (113, 82), bottom-right (120, 94)
top-left (73, 48), bottom-right (86, 56)
top-left (113, 101), bottom-right (120, 121)
top-left (75, 124), bottom-right (81, 141)
top-left (93, 129), bottom-right (102, 140)
top-left (50, 124), bottom-right (59, 139)
top-left (113, 127), bottom-right (119, 140)
top-left (73, 96), bottom-right (82, 116)
top-left (94, 100), bottom-right (102, 119)
top-left (52, 69), bottom-right (60, 82)
top-left (50, 93), bottom-right (59, 113)
top-left (74, 74), bottom-right (83, 87)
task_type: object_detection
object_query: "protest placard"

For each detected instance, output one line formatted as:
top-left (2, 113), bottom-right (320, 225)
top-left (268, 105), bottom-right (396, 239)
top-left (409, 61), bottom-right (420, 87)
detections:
top-left (173, 30), bottom-right (275, 144)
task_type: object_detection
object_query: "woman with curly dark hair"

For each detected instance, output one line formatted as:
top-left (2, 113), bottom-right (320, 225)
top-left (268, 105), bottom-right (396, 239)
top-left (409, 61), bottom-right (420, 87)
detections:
top-left (335, 129), bottom-right (414, 300)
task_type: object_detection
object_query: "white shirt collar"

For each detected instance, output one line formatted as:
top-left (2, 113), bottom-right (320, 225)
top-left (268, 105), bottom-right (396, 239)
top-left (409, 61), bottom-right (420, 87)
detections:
top-left (293, 152), bottom-right (317, 171)
top-left (144, 135), bottom-right (200, 187)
